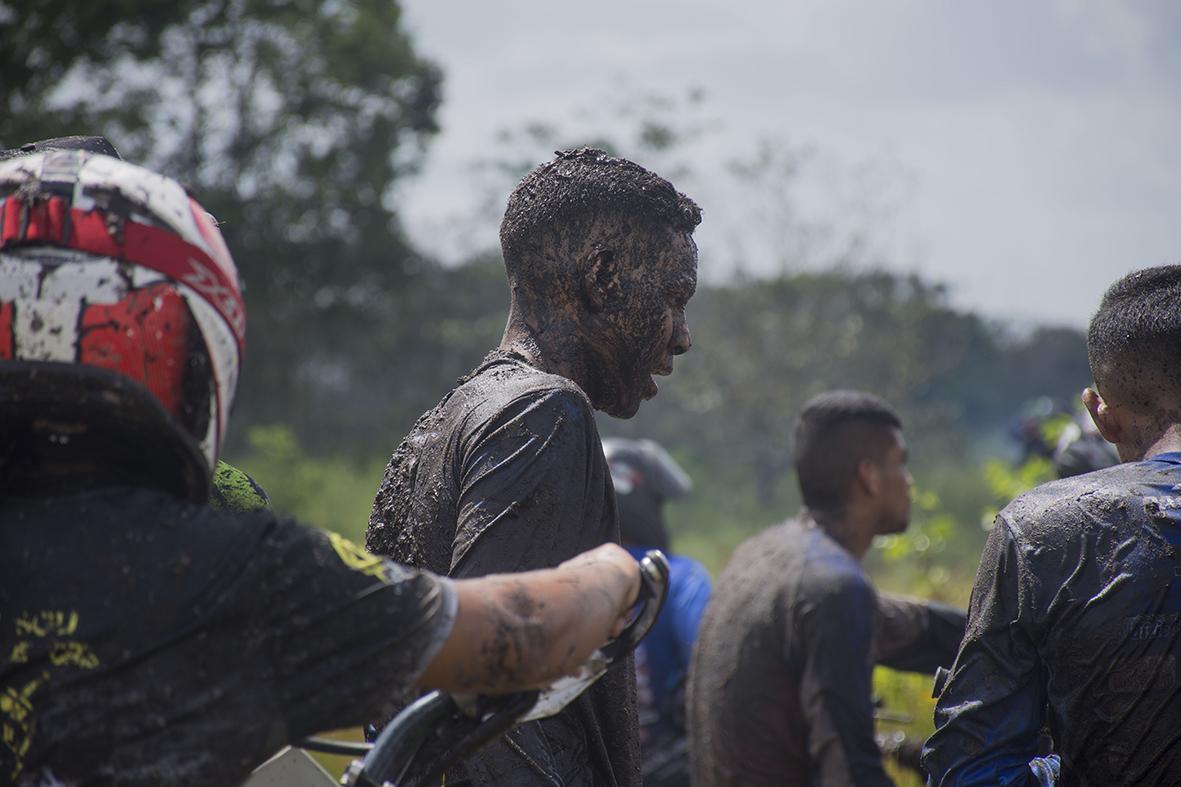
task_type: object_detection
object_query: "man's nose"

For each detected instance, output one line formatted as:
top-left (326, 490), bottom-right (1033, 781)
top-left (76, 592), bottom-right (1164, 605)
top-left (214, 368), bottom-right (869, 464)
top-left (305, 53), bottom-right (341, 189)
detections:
top-left (671, 318), bottom-right (692, 355)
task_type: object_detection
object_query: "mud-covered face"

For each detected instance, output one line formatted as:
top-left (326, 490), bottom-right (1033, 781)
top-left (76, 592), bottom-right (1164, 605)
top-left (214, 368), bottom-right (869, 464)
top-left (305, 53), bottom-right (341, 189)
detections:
top-left (587, 227), bottom-right (698, 418)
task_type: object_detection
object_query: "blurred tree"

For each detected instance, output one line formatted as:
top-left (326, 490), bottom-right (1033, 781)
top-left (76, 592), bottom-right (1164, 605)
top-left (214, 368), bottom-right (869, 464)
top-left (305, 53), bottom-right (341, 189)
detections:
top-left (0, 0), bottom-right (442, 452)
top-left (451, 89), bottom-right (1092, 519)
top-left (613, 272), bottom-right (984, 502)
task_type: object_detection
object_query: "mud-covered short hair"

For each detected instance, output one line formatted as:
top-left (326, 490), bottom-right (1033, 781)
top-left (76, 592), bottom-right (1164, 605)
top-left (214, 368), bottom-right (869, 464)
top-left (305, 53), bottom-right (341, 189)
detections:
top-left (1088, 265), bottom-right (1181, 411)
top-left (499, 148), bottom-right (701, 287)
top-left (793, 390), bottom-right (902, 511)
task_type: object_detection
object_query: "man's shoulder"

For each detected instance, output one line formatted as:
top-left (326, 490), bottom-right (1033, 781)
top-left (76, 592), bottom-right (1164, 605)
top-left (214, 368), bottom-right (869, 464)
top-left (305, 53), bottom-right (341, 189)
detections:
top-left (778, 519), bottom-right (869, 587)
top-left (999, 460), bottom-right (1179, 541)
top-left (720, 521), bottom-right (869, 598)
top-left (449, 355), bottom-right (594, 424)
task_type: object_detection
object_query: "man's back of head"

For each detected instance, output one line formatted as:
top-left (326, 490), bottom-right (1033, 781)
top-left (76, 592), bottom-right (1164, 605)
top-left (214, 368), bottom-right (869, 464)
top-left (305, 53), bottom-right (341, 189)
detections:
top-left (1087, 265), bottom-right (1181, 412)
top-left (1085, 264), bottom-right (1181, 461)
top-left (499, 147), bottom-right (701, 295)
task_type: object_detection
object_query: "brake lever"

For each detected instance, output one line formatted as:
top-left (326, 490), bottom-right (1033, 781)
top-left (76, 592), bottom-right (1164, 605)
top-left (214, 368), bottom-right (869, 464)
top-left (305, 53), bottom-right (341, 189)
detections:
top-left (520, 549), bottom-right (669, 722)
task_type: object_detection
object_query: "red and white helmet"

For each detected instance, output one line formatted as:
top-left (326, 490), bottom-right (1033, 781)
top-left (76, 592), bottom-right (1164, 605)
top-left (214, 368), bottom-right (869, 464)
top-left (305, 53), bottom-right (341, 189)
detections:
top-left (0, 149), bottom-right (245, 474)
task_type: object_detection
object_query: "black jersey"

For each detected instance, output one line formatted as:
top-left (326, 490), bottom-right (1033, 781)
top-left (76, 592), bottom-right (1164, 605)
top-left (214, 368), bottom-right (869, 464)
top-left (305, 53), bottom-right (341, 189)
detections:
top-left (925, 453), bottom-right (1181, 785)
top-left (368, 352), bottom-right (638, 787)
top-left (1, 488), bottom-right (454, 786)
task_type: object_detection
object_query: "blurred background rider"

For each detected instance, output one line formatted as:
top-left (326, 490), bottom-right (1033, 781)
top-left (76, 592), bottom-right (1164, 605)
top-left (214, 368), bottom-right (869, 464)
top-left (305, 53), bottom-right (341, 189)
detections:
top-left (603, 438), bottom-right (711, 787)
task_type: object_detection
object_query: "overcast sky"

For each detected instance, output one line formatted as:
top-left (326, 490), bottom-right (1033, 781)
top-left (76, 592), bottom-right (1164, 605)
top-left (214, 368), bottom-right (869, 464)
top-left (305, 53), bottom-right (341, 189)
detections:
top-left (395, 0), bottom-right (1181, 329)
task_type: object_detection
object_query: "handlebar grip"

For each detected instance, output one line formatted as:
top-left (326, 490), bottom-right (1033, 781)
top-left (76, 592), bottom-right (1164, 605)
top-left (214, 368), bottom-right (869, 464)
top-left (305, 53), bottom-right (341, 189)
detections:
top-left (603, 550), bottom-right (670, 660)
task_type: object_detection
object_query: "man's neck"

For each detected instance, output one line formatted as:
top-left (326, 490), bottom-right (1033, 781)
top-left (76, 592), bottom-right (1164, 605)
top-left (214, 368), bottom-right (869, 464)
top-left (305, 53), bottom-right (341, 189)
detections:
top-left (500, 309), bottom-right (593, 395)
top-left (1133, 423), bottom-right (1181, 461)
top-left (805, 507), bottom-right (876, 561)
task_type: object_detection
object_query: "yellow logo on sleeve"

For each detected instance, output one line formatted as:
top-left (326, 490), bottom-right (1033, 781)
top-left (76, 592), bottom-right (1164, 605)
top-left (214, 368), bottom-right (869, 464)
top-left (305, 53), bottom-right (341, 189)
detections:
top-left (326, 532), bottom-right (390, 581)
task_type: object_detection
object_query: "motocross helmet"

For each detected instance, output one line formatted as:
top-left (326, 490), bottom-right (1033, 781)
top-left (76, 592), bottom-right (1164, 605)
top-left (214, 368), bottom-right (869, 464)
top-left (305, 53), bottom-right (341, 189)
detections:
top-left (603, 438), bottom-right (693, 551)
top-left (0, 135), bottom-right (122, 162)
top-left (0, 145), bottom-right (244, 500)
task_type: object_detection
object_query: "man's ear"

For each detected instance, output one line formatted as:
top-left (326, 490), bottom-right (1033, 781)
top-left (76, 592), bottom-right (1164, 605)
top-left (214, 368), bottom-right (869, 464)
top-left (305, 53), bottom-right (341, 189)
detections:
top-left (1083, 386), bottom-right (1123, 446)
top-left (580, 246), bottom-right (620, 314)
top-left (856, 458), bottom-right (882, 498)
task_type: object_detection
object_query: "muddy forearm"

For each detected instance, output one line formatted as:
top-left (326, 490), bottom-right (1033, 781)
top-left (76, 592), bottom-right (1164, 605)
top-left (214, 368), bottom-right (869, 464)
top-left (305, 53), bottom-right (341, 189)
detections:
top-left (416, 545), bottom-right (638, 693)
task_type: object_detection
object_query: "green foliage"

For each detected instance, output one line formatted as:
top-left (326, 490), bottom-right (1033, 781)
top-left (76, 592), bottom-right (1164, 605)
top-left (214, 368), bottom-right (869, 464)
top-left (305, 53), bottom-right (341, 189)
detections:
top-left (980, 456), bottom-right (1056, 529)
top-left (874, 667), bottom-right (937, 787)
top-left (875, 487), bottom-right (962, 602)
top-left (225, 425), bottom-right (387, 543)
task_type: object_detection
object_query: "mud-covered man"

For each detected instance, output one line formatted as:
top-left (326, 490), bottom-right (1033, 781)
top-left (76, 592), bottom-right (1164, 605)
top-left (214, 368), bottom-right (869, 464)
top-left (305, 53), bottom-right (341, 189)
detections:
top-left (688, 391), bottom-right (966, 786)
top-left (367, 148), bottom-right (701, 786)
top-left (925, 265), bottom-right (1181, 785)
top-left (0, 141), bottom-right (645, 786)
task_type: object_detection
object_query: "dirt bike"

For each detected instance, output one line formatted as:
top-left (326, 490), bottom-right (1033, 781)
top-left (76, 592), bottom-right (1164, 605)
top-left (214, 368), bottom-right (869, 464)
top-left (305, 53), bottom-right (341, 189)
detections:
top-left (244, 551), bottom-right (670, 787)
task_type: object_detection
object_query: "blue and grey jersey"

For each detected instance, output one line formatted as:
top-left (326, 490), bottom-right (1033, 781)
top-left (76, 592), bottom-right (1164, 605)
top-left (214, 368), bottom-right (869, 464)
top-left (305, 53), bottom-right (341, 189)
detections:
top-left (926, 452), bottom-right (1181, 785)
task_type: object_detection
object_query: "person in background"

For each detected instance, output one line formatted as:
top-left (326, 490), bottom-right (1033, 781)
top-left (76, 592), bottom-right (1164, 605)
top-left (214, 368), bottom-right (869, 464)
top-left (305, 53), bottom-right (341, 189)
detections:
top-left (603, 438), bottom-right (711, 787)
top-left (1051, 410), bottom-right (1119, 479)
top-left (0, 141), bottom-right (643, 786)
top-left (688, 390), bottom-right (966, 787)
top-left (924, 265), bottom-right (1181, 784)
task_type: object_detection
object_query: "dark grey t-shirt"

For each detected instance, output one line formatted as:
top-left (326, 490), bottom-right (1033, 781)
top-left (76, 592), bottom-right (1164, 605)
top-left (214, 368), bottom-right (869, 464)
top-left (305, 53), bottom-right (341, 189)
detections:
top-left (368, 352), bottom-right (639, 787)
top-left (689, 519), bottom-right (963, 787)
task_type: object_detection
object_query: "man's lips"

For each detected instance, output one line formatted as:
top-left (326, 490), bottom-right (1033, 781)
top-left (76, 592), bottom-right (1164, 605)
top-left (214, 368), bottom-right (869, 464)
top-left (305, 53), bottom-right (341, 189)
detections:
top-left (652, 363), bottom-right (674, 377)
top-left (643, 362), bottom-right (674, 400)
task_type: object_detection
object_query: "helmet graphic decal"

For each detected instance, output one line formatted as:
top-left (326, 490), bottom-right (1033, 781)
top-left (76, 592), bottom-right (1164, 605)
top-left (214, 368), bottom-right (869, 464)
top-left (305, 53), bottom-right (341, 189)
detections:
top-left (0, 151), bottom-right (245, 471)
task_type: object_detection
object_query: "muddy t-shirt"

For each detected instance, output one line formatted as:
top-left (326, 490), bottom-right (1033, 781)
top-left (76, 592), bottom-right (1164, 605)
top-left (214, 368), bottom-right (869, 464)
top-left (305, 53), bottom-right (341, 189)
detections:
top-left (368, 352), bottom-right (638, 787)
top-left (0, 488), bottom-right (455, 786)
top-left (688, 519), bottom-right (963, 787)
top-left (926, 453), bottom-right (1181, 786)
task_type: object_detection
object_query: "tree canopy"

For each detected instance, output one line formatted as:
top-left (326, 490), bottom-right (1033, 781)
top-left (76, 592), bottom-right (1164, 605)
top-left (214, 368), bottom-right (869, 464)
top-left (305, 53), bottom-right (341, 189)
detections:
top-left (0, 0), bottom-right (442, 448)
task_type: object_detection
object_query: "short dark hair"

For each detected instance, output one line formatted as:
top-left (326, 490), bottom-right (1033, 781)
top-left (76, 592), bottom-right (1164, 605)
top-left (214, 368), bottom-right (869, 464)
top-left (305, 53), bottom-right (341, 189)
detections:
top-left (499, 148), bottom-right (701, 288)
top-left (793, 390), bottom-right (902, 511)
top-left (1088, 265), bottom-right (1181, 411)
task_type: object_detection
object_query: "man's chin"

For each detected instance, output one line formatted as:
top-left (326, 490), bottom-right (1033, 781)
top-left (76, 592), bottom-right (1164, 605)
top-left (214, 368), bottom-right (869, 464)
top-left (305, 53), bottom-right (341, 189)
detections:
top-left (602, 396), bottom-right (643, 419)
top-left (595, 385), bottom-right (647, 419)
top-left (879, 517), bottom-right (910, 536)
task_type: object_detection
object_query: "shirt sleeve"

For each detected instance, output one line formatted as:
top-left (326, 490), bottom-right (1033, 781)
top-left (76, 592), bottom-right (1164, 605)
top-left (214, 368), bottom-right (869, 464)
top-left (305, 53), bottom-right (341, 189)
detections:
top-left (923, 518), bottom-right (1045, 786)
top-left (797, 571), bottom-right (895, 787)
top-left (257, 519), bottom-right (458, 738)
top-left (873, 593), bottom-right (967, 674)
top-left (449, 387), bottom-right (605, 577)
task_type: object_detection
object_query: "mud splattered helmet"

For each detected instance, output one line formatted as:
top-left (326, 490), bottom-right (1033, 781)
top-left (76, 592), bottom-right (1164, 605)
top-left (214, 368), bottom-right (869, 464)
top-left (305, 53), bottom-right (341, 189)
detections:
top-left (0, 144), bottom-right (244, 499)
top-left (603, 438), bottom-right (692, 551)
